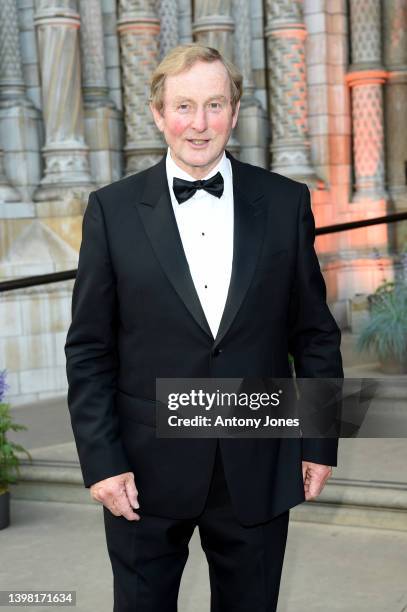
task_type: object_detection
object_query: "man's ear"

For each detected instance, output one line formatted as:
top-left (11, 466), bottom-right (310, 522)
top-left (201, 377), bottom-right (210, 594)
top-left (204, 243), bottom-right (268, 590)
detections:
top-left (150, 102), bottom-right (164, 132)
top-left (231, 100), bottom-right (240, 129)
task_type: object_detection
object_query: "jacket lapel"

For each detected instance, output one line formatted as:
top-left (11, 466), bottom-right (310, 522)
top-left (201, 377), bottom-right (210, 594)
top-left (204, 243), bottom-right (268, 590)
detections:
top-left (136, 155), bottom-right (213, 339)
top-left (214, 152), bottom-right (266, 347)
top-left (135, 151), bottom-right (266, 345)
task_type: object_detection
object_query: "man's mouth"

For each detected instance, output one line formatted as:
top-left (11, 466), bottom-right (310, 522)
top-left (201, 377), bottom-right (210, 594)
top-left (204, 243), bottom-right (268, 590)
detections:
top-left (187, 139), bottom-right (210, 147)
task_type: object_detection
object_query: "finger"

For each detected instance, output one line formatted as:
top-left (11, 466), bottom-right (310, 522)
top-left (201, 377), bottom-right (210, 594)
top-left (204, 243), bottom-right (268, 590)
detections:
top-left (105, 501), bottom-right (122, 517)
top-left (124, 475), bottom-right (139, 509)
top-left (113, 494), bottom-right (140, 521)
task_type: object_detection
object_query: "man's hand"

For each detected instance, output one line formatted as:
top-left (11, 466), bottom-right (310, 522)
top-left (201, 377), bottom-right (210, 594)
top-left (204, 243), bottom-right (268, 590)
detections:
top-left (90, 472), bottom-right (140, 521)
top-left (302, 461), bottom-right (332, 501)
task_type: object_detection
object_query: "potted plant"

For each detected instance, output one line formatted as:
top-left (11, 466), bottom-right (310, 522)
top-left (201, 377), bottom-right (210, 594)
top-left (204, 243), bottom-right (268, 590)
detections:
top-left (0, 370), bottom-right (31, 529)
top-left (357, 281), bottom-right (407, 374)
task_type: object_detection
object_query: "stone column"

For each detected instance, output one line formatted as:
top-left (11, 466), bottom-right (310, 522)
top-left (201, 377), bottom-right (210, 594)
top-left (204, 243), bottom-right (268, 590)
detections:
top-left (102, 0), bottom-right (123, 112)
top-left (158, 0), bottom-right (179, 60)
top-left (232, 0), bottom-right (267, 167)
top-left (192, 0), bottom-right (239, 156)
top-left (193, 0), bottom-right (234, 60)
top-left (79, 0), bottom-right (124, 186)
top-left (383, 0), bottom-right (407, 215)
top-left (264, 0), bottom-right (318, 184)
top-left (117, 0), bottom-right (164, 175)
top-left (178, 0), bottom-right (192, 44)
top-left (346, 0), bottom-right (387, 202)
top-left (0, 149), bottom-right (20, 204)
top-left (0, 0), bottom-right (41, 202)
top-left (33, 0), bottom-right (93, 201)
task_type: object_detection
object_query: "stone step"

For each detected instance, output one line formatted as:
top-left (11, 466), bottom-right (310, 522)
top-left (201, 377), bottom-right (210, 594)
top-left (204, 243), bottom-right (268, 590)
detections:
top-left (10, 459), bottom-right (407, 532)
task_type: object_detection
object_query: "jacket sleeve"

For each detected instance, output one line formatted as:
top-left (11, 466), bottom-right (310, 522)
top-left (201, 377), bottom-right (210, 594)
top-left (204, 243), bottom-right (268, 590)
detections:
top-left (287, 184), bottom-right (343, 467)
top-left (64, 191), bottom-right (131, 487)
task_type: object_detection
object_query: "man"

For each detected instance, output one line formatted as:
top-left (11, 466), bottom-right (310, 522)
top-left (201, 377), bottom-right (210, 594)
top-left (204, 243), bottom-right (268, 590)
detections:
top-left (65, 44), bottom-right (343, 611)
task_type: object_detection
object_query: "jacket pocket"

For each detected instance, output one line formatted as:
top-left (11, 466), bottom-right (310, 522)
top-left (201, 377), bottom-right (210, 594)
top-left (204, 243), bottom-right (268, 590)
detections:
top-left (116, 390), bottom-right (157, 427)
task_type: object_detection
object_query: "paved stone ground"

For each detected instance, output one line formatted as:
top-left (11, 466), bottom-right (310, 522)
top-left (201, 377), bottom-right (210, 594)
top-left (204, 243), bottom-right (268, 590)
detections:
top-left (1, 499), bottom-right (407, 612)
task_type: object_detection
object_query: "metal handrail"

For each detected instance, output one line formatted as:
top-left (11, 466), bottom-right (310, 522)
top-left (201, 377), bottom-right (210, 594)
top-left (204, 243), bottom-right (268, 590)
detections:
top-left (1, 210), bottom-right (407, 293)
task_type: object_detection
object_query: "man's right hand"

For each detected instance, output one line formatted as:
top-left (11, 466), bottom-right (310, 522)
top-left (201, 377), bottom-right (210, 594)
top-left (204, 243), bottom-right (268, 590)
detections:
top-left (90, 472), bottom-right (140, 521)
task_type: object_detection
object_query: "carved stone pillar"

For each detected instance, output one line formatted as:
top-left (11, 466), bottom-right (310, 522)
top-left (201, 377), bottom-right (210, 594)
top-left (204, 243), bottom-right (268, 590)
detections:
top-left (192, 0), bottom-right (239, 156)
top-left (79, 0), bottom-right (124, 186)
top-left (158, 0), bottom-right (178, 60)
top-left (232, 0), bottom-right (267, 168)
top-left (264, 0), bottom-right (318, 184)
top-left (0, 0), bottom-right (41, 201)
top-left (178, 0), bottom-right (192, 44)
top-left (0, 149), bottom-right (20, 203)
top-left (193, 0), bottom-right (234, 60)
top-left (383, 0), bottom-right (407, 214)
top-left (117, 0), bottom-right (164, 174)
top-left (33, 0), bottom-right (93, 201)
top-left (346, 0), bottom-right (387, 201)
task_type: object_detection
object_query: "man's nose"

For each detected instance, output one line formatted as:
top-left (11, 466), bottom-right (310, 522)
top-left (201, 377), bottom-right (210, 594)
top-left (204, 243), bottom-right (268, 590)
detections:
top-left (191, 108), bottom-right (208, 132)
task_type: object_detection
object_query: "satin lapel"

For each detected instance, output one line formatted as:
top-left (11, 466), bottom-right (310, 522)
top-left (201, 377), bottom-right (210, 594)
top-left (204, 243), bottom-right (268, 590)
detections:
top-left (135, 155), bottom-right (213, 339)
top-left (213, 153), bottom-right (266, 347)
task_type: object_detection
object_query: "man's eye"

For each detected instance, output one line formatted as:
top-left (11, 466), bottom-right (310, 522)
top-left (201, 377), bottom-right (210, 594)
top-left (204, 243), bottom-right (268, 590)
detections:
top-left (209, 102), bottom-right (221, 109)
top-left (178, 104), bottom-right (190, 111)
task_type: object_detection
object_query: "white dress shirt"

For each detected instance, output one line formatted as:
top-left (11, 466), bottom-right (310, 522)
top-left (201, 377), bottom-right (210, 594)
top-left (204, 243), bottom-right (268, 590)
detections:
top-left (166, 148), bottom-right (234, 338)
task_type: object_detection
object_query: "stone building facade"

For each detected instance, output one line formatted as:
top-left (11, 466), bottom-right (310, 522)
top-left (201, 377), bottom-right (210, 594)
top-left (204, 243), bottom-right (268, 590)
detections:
top-left (0, 0), bottom-right (406, 403)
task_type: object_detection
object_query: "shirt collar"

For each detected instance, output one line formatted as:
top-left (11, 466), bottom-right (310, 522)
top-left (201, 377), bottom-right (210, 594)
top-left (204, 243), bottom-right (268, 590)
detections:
top-left (166, 147), bottom-right (229, 184)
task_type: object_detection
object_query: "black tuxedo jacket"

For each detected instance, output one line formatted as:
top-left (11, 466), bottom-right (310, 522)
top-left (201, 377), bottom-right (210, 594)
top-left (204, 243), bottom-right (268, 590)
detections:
top-left (65, 150), bottom-right (343, 526)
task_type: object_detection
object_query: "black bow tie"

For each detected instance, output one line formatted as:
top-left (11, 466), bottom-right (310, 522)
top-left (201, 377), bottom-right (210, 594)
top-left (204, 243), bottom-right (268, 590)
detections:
top-left (173, 172), bottom-right (224, 204)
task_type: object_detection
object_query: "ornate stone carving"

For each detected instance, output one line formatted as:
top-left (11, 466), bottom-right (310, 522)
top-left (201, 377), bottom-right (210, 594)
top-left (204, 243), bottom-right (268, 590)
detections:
top-left (118, 0), bottom-right (164, 175)
top-left (347, 0), bottom-right (387, 201)
top-left (265, 0), bottom-right (318, 184)
top-left (348, 77), bottom-right (387, 198)
top-left (0, 0), bottom-right (26, 102)
top-left (34, 0), bottom-right (93, 200)
top-left (350, 0), bottom-right (381, 67)
top-left (158, 0), bottom-right (178, 60)
top-left (78, 0), bottom-right (111, 105)
top-left (79, 0), bottom-right (123, 186)
top-left (0, 149), bottom-right (20, 203)
top-left (0, 0), bottom-right (42, 202)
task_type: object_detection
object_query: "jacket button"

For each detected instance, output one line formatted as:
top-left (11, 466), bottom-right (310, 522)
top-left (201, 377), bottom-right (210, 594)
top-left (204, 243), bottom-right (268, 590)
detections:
top-left (212, 348), bottom-right (222, 357)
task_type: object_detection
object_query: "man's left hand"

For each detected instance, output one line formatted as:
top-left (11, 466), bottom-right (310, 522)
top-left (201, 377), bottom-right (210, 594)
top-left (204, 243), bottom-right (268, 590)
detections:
top-left (301, 461), bottom-right (332, 500)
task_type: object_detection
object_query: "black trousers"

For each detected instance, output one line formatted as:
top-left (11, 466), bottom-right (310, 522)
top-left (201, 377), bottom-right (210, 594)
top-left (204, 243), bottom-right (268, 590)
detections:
top-left (103, 442), bottom-right (289, 611)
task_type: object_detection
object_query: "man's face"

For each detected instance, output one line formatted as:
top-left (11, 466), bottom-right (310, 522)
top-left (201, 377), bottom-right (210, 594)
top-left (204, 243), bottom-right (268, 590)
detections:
top-left (150, 60), bottom-right (240, 179)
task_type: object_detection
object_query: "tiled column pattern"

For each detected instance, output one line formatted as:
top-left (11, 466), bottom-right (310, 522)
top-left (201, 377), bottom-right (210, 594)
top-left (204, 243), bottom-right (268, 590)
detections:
top-left (117, 0), bottom-right (164, 174)
top-left (79, 0), bottom-right (123, 185)
top-left (33, 0), bottom-right (93, 201)
top-left (347, 0), bottom-right (387, 201)
top-left (265, 0), bottom-right (318, 184)
top-left (0, 0), bottom-right (41, 202)
top-left (158, 0), bottom-right (179, 60)
top-left (79, 0), bottom-right (111, 105)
